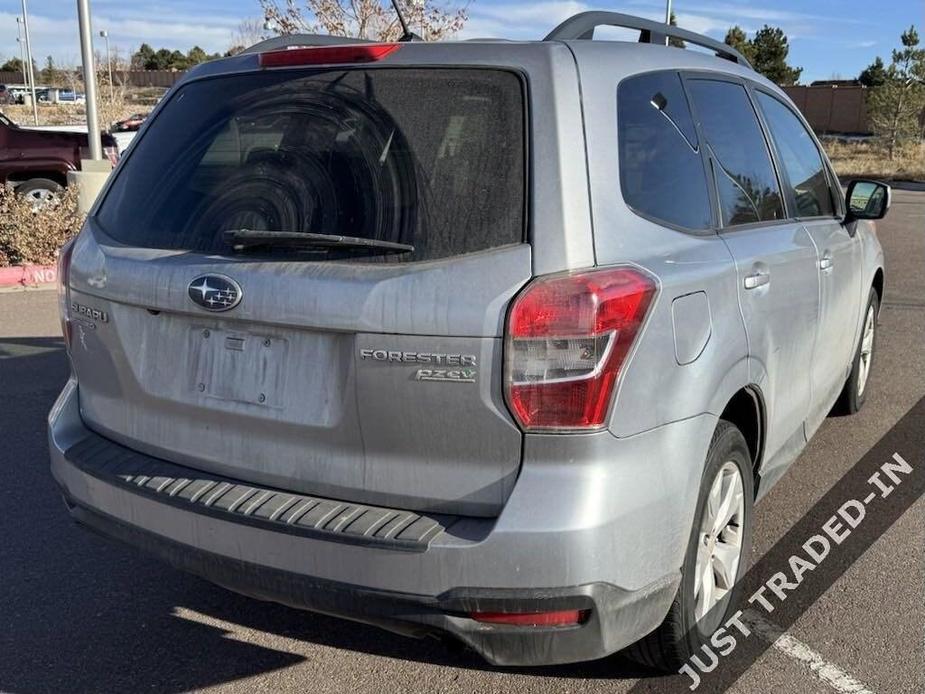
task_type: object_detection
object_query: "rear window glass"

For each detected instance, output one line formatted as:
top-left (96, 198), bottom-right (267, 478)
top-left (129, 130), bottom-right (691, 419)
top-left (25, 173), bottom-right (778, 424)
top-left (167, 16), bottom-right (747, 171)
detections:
top-left (97, 69), bottom-right (526, 261)
top-left (618, 71), bottom-right (713, 230)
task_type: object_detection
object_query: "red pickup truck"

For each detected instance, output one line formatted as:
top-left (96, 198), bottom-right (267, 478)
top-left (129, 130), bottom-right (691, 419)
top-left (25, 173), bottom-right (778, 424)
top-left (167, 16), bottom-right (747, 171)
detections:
top-left (0, 111), bottom-right (119, 204)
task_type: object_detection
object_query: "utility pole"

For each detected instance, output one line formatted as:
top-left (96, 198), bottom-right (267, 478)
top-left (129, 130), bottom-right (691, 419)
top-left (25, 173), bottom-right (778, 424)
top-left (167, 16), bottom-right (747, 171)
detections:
top-left (15, 18), bottom-right (27, 86)
top-left (664, 0), bottom-right (673, 46)
top-left (76, 0), bottom-right (102, 160)
top-left (99, 29), bottom-right (113, 105)
top-left (20, 0), bottom-right (38, 125)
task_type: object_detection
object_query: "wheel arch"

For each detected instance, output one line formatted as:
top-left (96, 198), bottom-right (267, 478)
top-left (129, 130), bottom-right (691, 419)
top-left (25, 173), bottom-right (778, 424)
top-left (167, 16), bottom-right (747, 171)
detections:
top-left (872, 267), bottom-right (884, 307)
top-left (718, 385), bottom-right (765, 498)
top-left (7, 170), bottom-right (68, 188)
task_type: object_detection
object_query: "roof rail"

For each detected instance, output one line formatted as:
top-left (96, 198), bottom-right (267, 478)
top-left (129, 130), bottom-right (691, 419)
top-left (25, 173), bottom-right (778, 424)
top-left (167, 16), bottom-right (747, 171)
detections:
top-left (240, 34), bottom-right (372, 56)
top-left (543, 11), bottom-right (752, 68)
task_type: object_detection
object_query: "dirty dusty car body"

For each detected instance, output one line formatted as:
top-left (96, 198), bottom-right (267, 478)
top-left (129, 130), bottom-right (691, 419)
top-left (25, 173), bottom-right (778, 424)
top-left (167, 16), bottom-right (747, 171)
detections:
top-left (49, 13), bottom-right (887, 668)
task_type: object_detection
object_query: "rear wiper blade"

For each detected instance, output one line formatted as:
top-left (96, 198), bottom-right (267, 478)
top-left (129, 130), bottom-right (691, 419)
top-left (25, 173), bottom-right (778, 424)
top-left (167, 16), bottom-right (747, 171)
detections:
top-left (223, 229), bottom-right (414, 255)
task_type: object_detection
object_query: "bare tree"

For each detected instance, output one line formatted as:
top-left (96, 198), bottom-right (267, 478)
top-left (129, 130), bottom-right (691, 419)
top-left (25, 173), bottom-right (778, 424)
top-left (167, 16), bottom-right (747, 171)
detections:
top-left (229, 18), bottom-right (269, 54)
top-left (259, 0), bottom-right (468, 42)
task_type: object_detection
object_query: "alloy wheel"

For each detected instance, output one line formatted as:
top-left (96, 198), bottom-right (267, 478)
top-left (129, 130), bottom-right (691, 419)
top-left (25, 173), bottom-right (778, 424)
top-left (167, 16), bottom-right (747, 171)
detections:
top-left (857, 305), bottom-right (875, 397)
top-left (24, 187), bottom-right (58, 210)
top-left (694, 461), bottom-right (745, 628)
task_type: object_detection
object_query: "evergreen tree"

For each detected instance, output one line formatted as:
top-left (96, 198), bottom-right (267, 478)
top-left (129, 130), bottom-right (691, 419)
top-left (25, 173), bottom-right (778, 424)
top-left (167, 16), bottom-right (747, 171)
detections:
top-left (859, 56), bottom-right (888, 87)
top-left (0, 57), bottom-right (23, 73)
top-left (132, 43), bottom-right (156, 70)
top-left (749, 25), bottom-right (802, 85)
top-left (724, 26), bottom-right (753, 63)
top-left (186, 46), bottom-right (209, 66)
top-left (868, 26), bottom-right (925, 159)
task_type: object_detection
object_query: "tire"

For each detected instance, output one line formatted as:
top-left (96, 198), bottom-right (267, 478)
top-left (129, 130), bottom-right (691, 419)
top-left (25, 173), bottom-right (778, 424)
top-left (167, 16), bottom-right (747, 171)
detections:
top-left (834, 288), bottom-right (879, 416)
top-left (16, 178), bottom-right (64, 208)
top-left (627, 420), bottom-right (754, 671)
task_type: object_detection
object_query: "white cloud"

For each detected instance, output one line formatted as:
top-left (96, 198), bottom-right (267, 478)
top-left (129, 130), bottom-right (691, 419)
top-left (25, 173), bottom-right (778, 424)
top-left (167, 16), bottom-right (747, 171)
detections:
top-left (0, 9), bottom-right (239, 67)
top-left (458, 2), bottom-right (594, 39)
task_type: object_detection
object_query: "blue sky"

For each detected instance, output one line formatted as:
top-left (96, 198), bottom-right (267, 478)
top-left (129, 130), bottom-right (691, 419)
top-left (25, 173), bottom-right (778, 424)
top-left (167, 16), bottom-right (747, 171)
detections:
top-left (0, 0), bottom-right (920, 82)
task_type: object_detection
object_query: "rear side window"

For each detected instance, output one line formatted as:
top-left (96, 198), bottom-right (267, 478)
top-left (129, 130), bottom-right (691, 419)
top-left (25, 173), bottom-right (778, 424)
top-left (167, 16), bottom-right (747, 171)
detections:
top-left (756, 92), bottom-right (836, 218)
top-left (618, 72), bottom-right (712, 230)
top-left (97, 69), bottom-right (526, 261)
top-left (687, 80), bottom-right (785, 227)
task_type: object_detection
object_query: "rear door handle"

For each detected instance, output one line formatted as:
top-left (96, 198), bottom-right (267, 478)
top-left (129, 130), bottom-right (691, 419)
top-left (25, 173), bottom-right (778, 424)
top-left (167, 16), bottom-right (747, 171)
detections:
top-left (819, 252), bottom-right (833, 271)
top-left (744, 270), bottom-right (770, 290)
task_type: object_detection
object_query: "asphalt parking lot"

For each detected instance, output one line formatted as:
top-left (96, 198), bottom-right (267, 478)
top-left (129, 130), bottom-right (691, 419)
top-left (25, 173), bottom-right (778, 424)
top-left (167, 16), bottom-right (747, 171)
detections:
top-left (0, 190), bottom-right (922, 693)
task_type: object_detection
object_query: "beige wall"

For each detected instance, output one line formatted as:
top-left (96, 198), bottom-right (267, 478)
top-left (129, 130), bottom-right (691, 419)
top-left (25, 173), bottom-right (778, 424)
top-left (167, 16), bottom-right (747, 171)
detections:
top-left (782, 85), bottom-right (871, 135)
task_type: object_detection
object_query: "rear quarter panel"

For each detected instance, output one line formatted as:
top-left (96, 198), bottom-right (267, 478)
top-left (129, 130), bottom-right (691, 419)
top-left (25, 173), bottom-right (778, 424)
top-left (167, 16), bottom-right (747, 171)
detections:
top-left (568, 43), bottom-right (750, 438)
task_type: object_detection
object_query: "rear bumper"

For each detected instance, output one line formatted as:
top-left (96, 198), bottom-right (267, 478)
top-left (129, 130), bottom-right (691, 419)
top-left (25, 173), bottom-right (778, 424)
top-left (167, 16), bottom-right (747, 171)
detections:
top-left (64, 499), bottom-right (675, 666)
top-left (49, 379), bottom-right (714, 666)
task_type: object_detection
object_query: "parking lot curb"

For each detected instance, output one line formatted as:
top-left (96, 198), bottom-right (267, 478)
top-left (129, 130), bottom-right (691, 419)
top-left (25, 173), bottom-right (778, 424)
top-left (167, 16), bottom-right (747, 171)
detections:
top-left (0, 264), bottom-right (58, 289)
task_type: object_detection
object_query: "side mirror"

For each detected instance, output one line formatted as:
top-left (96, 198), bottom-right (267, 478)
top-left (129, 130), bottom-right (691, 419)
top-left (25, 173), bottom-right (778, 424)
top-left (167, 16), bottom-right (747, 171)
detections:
top-left (845, 180), bottom-right (891, 221)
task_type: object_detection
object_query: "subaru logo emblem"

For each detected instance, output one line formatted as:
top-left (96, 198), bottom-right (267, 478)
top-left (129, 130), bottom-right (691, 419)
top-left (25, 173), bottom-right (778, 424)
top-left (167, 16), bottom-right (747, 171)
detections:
top-left (188, 274), bottom-right (242, 312)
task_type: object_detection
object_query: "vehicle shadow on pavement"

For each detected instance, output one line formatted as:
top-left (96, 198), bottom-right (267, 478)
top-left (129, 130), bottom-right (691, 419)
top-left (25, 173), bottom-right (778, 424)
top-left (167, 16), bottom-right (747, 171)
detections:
top-left (178, 582), bottom-right (662, 681)
top-left (0, 336), bottom-right (661, 692)
top-left (1, 337), bottom-right (305, 693)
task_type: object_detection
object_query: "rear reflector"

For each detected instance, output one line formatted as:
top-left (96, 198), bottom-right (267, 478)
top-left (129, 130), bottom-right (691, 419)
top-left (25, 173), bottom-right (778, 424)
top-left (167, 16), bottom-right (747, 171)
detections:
top-left (259, 44), bottom-right (400, 68)
top-left (470, 610), bottom-right (588, 627)
top-left (57, 238), bottom-right (75, 351)
top-left (504, 267), bottom-right (657, 431)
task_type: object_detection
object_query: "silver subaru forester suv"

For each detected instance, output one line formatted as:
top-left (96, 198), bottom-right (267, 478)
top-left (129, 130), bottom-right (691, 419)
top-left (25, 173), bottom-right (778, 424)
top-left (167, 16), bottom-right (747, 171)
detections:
top-left (49, 12), bottom-right (890, 670)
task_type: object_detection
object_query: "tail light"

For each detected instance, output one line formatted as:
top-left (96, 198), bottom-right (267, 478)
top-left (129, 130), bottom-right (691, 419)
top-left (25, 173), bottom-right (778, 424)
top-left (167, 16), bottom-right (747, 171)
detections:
top-left (470, 609), bottom-right (589, 627)
top-left (504, 267), bottom-right (657, 432)
top-left (259, 44), bottom-right (400, 68)
top-left (103, 145), bottom-right (120, 167)
top-left (57, 239), bottom-right (75, 350)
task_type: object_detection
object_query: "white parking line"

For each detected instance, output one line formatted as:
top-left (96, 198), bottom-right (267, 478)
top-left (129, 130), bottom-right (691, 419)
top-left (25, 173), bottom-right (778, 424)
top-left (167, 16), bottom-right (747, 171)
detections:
top-left (742, 609), bottom-right (874, 694)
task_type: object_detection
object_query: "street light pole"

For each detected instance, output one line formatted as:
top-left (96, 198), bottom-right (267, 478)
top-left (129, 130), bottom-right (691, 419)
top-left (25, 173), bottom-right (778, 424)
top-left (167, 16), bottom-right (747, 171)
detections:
top-left (99, 29), bottom-right (113, 105)
top-left (76, 0), bottom-right (102, 160)
top-left (664, 0), bottom-right (674, 46)
top-left (15, 18), bottom-right (27, 86)
top-left (16, 38), bottom-right (26, 86)
top-left (20, 0), bottom-right (38, 125)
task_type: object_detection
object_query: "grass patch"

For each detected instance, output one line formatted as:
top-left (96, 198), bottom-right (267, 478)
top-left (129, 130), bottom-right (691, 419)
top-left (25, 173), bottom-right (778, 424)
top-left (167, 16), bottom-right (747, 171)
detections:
top-left (823, 139), bottom-right (925, 182)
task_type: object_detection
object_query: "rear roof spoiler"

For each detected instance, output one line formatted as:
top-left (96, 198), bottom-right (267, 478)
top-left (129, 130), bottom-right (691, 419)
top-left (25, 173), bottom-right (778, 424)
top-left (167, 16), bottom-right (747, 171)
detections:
top-left (241, 34), bottom-right (372, 56)
top-left (543, 11), bottom-right (753, 69)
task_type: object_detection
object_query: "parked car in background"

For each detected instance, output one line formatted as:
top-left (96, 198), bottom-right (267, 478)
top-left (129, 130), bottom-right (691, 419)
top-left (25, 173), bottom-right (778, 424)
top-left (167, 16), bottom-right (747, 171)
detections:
top-left (0, 111), bottom-right (118, 203)
top-left (50, 12), bottom-right (889, 672)
top-left (7, 87), bottom-right (27, 104)
top-left (5, 85), bottom-right (52, 105)
top-left (56, 90), bottom-right (86, 104)
top-left (112, 113), bottom-right (148, 132)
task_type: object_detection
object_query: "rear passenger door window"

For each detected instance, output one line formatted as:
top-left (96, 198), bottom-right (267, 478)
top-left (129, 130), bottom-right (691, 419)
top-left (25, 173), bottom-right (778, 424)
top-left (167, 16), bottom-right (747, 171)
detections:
top-left (686, 79), bottom-right (785, 227)
top-left (755, 92), bottom-right (836, 218)
top-left (618, 71), bottom-right (713, 230)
